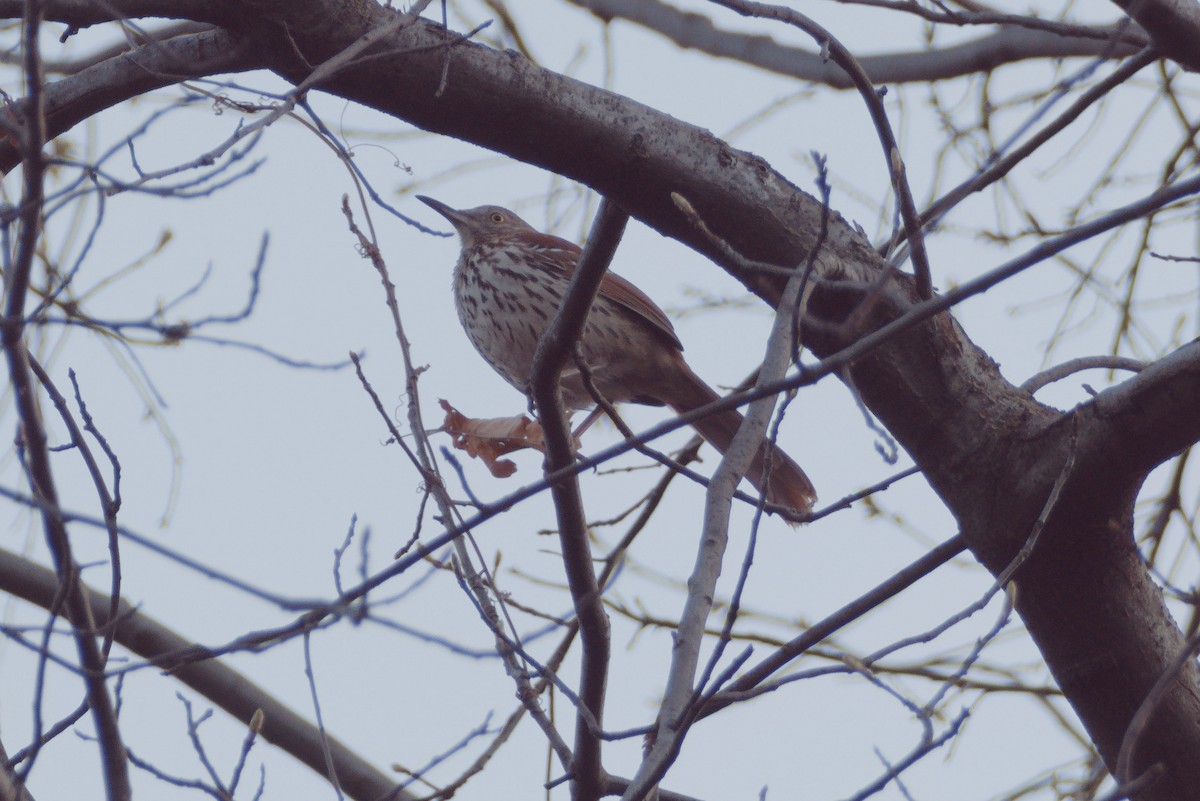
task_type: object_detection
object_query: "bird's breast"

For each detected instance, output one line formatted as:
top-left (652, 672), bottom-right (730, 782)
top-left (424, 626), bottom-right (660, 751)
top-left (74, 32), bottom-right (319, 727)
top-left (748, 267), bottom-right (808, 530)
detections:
top-left (454, 250), bottom-right (566, 388)
top-left (452, 247), bottom-right (677, 408)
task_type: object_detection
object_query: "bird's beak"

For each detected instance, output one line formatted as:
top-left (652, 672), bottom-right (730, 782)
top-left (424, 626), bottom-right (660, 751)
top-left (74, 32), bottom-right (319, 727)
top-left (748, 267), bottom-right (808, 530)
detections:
top-left (416, 195), bottom-right (467, 229)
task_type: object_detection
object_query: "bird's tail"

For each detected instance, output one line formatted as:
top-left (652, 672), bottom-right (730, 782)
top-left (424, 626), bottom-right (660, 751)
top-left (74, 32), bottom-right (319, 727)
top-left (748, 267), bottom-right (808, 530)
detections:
top-left (658, 361), bottom-right (816, 518)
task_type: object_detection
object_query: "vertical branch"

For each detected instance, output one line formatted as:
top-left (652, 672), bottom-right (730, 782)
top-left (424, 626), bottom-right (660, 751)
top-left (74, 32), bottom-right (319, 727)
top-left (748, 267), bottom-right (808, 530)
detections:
top-left (529, 198), bottom-right (629, 801)
top-left (27, 360), bottom-right (124, 657)
top-left (1, 4), bottom-right (130, 799)
top-left (302, 633), bottom-right (344, 800)
top-left (7, 0), bottom-right (44, 308)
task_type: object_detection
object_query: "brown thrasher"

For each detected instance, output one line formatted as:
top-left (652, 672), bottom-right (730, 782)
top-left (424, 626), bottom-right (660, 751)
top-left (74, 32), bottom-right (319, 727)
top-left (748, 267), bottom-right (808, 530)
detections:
top-left (418, 196), bottom-right (817, 515)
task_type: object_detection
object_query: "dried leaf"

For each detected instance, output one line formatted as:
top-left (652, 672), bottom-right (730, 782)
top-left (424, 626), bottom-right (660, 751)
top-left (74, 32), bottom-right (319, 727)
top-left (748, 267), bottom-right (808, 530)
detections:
top-left (439, 399), bottom-right (548, 478)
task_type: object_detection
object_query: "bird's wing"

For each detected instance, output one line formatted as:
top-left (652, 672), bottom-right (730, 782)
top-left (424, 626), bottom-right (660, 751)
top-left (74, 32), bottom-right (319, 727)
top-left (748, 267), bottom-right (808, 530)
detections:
top-left (518, 231), bottom-right (683, 351)
top-left (596, 270), bottom-right (683, 351)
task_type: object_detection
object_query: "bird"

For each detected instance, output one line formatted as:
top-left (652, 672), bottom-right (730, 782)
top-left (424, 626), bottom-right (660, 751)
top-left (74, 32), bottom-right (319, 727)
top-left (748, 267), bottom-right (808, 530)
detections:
top-left (417, 195), bottom-right (816, 516)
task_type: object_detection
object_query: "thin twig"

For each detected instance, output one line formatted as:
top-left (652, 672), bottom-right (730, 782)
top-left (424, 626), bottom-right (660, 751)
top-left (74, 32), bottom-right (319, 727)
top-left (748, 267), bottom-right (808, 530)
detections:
top-left (709, 0), bottom-right (934, 298)
top-left (702, 533), bottom-right (965, 714)
top-left (26, 359), bottom-right (124, 661)
top-left (302, 633), bottom-right (345, 800)
top-left (1020, 355), bottom-right (1146, 394)
top-left (918, 47), bottom-right (1158, 235)
top-left (4, 4), bottom-right (130, 798)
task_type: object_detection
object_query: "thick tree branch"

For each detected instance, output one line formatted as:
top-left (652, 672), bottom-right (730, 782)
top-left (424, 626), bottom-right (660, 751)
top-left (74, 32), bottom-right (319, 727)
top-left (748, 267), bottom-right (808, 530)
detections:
top-left (1076, 340), bottom-right (1200, 483)
top-left (707, 0), bottom-right (932, 297)
top-left (0, 21), bottom-right (216, 76)
top-left (0, 0), bottom-right (239, 27)
top-left (1108, 0), bottom-right (1200, 71)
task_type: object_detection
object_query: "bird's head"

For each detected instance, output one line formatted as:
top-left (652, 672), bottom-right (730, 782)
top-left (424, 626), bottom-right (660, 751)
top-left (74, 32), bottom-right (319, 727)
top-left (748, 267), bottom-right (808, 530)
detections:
top-left (417, 196), bottom-right (536, 249)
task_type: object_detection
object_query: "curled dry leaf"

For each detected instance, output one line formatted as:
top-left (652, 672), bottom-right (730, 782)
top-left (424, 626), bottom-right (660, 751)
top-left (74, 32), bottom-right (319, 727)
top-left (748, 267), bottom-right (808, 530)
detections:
top-left (439, 399), bottom-right (549, 478)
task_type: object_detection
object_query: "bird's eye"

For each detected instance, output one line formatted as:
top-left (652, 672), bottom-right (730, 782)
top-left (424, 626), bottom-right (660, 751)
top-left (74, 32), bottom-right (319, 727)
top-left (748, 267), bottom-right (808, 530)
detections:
top-left (490, 212), bottom-right (505, 223)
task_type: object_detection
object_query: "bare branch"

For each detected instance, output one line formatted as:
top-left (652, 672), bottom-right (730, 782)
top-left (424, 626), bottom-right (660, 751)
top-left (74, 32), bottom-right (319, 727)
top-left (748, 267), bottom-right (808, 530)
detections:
top-left (1075, 340), bottom-right (1200, 482)
top-left (529, 198), bottom-right (630, 800)
top-left (566, 0), bottom-right (1146, 86)
top-left (1020, 356), bottom-right (1147, 394)
top-left (626, 191), bottom-right (820, 798)
top-left (702, 534), bottom-right (966, 715)
top-left (2, 4), bottom-right (130, 798)
top-left (0, 27), bottom-right (267, 175)
top-left (0, 548), bottom-right (411, 801)
top-left (918, 47), bottom-right (1159, 240)
top-left (0, 1), bottom-right (238, 27)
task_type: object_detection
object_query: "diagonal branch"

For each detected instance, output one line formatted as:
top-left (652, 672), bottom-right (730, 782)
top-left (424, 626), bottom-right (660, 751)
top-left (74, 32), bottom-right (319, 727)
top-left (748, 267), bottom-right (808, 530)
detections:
top-left (0, 547), bottom-right (410, 801)
top-left (0, 26), bottom-right (268, 175)
top-left (1, 1), bottom-right (1195, 793)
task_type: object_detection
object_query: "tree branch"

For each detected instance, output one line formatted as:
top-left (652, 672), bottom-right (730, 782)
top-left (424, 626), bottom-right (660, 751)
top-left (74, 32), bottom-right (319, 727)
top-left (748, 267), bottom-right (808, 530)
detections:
top-left (0, 26), bottom-right (267, 175)
top-left (0, 0), bottom-right (238, 27)
top-left (3, 4), bottom-right (129, 798)
top-left (567, 0), bottom-right (1147, 86)
top-left (0, 548), bottom-right (410, 801)
top-left (1107, 0), bottom-right (1200, 70)
top-left (624, 219), bottom-right (817, 797)
top-left (529, 199), bottom-right (629, 801)
top-left (1075, 340), bottom-right (1200, 483)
